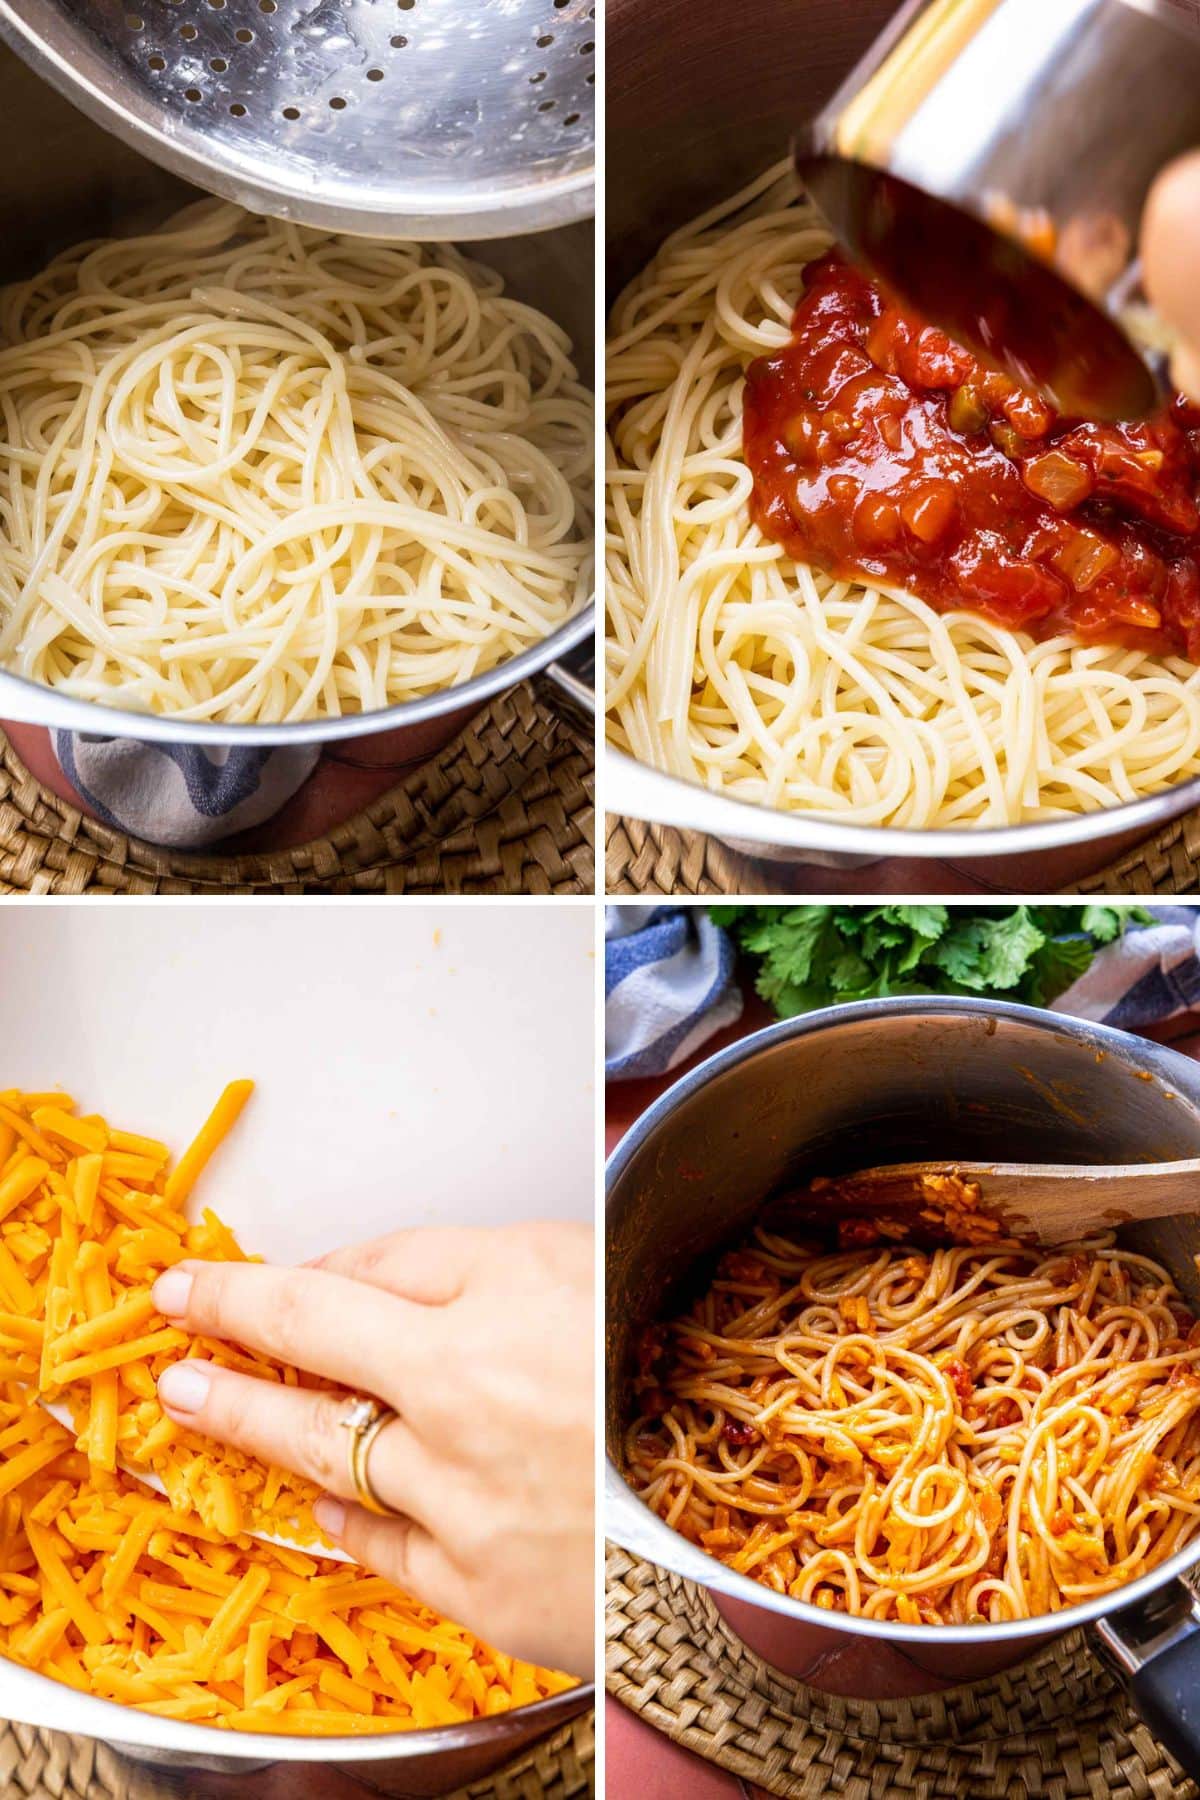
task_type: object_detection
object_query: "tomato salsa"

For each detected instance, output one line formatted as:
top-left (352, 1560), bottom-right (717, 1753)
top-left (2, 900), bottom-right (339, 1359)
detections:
top-left (742, 251), bottom-right (1200, 661)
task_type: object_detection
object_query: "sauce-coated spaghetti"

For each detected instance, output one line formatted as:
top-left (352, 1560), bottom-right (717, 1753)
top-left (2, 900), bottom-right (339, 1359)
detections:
top-left (626, 1230), bottom-right (1200, 1622)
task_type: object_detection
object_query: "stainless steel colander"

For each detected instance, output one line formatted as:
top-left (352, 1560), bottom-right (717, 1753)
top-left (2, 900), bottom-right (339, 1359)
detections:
top-left (0, 0), bottom-right (595, 237)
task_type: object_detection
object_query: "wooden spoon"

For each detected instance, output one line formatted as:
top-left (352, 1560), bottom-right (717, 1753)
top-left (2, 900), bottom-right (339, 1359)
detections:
top-left (769, 1157), bottom-right (1200, 1248)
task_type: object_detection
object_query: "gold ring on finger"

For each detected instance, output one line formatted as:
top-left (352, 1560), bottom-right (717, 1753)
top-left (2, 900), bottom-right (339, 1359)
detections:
top-left (338, 1393), bottom-right (401, 1517)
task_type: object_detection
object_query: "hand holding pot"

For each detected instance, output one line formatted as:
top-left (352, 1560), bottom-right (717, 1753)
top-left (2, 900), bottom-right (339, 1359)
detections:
top-left (151, 1222), bottom-right (594, 1679)
top-left (1143, 150), bottom-right (1200, 402)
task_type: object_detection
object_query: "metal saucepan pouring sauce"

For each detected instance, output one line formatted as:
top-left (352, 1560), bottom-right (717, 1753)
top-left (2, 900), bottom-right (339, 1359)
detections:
top-left (796, 0), bottom-right (1200, 424)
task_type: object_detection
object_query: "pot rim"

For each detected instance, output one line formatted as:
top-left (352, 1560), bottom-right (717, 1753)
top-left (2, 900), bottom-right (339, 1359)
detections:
top-left (605, 995), bottom-right (1200, 1645)
top-left (0, 605), bottom-right (594, 746)
top-left (0, 1656), bottom-right (594, 1763)
top-left (606, 744), bottom-right (1200, 860)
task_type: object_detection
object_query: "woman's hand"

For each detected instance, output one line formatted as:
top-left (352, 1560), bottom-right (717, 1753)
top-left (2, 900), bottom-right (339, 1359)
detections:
top-left (150, 1222), bottom-right (594, 1679)
top-left (1143, 150), bottom-right (1200, 401)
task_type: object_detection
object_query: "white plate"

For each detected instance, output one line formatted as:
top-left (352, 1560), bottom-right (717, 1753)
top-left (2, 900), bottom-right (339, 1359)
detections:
top-left (0, 898), bottom-right (596, 1759)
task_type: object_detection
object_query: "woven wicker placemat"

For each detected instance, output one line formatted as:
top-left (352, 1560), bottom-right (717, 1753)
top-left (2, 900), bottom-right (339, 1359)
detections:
top-left (0, 1710), bottom-right (594, 1800)
top-left (1073, 810), bottom-right (1200, 895)
top-left (605, 819), bottom-right (773, 897)
top-left (605, 814), bottom-right (1200, 896)
top-left (0, 686), bottom-right (593, 896)
top-left (605, 1544), bottom-right (1192, 1800)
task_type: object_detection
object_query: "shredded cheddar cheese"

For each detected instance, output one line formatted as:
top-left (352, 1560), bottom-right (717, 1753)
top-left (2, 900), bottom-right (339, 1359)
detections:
top-left (0, 1084), bottom-right (574, 1732)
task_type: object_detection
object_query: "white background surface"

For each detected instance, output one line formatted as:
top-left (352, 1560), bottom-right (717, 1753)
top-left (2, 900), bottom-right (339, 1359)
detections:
top-left (0, 901), bottom-right (595, 1254)
top-left (0, 898), bottom-right (596, 1759)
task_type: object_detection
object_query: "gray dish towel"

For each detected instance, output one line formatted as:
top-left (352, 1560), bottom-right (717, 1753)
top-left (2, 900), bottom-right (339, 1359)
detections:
top-left (55, 732), bottom-right (320, 849)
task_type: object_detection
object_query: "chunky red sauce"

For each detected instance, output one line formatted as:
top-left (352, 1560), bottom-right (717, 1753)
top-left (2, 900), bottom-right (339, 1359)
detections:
top-left (742, 251), bottom-right (1200, 661)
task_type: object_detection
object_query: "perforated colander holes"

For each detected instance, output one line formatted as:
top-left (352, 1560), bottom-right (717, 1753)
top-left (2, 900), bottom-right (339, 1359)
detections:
top-left (274, 90), bottom-right (370, 120)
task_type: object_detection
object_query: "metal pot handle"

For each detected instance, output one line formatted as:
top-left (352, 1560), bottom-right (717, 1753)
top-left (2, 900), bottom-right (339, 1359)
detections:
top-left (534, 641), bottom-right (594, 746)
top-left (604, 1464), bottom-right (683, 1566)
top-left (1093, 1576), bottom-right (1200, 1778)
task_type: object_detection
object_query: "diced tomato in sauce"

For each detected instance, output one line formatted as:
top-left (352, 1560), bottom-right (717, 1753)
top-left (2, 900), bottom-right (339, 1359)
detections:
top-left (944, 1358), bottom-right (974, 1406)
top-left (742, 251), bottom-right (1200, 660)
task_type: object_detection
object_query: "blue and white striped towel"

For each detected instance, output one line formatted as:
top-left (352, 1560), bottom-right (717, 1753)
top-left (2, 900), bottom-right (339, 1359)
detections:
top-left (606, 906), bottom-right (745, 1079)
top-left (55, 733), bottom-right (319, 849)
top-left (605, 905), bottom-right (1200, 1081)
top-left (1053, 905), bottom-right (1200, 1025)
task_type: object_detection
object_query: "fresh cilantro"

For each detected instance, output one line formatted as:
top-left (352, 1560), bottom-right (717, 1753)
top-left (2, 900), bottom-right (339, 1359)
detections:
top-left (827, 948), bottom-right (873, 994)
top-left (1023, 934), bottom-right (1097, 1008)
top-left (971, 907), bottom-right (1047, 991)
top-left (710, 904), bottom-right (1153, 1017)
top-left (925, 917), bottom-right (990, 990)
top-left (1078, 904), bottom-right (1130, 944)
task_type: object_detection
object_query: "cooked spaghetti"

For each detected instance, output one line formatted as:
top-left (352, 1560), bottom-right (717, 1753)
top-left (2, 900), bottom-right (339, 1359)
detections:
top-left (605, 162), bottom-right (1200, 826)
top-left (626, 1229), bottom-right (1200, 1623)
top-left (0, 201), bottom-right (592, 724)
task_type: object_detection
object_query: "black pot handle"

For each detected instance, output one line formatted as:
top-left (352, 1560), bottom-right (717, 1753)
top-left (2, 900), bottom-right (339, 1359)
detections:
top-left (1093, 1577), bottom-right (1200, 1778)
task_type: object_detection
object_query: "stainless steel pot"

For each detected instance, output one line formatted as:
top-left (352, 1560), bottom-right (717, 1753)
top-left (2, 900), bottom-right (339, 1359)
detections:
top-left (0, 46), bottom-right (594, 780)
top-left (605, 0), bottom-right (1200, 882)
top-left (95, 1685), bottom-right (592, 1793)
top-left (606, 999), bottom-right (1200, 1775)
top-left (8, 1675), bottom-right (592, 1792)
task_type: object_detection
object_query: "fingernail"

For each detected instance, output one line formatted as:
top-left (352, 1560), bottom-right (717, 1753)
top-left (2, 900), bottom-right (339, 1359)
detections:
top-left (1173, 344), bottom-right (1200, 405)
top-left (153, 1268), bottom-right (194, 1320)
top-left (157, 1361), bottom-right (211, 1414)
top-left (314, 1496), bottom-right (346, 1537)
